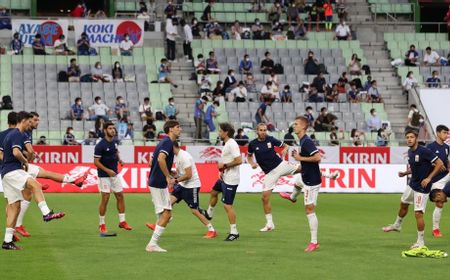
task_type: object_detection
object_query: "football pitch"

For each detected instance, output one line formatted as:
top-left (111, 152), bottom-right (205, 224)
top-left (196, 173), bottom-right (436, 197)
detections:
top-left (1, 193), bottom-right (448, 280)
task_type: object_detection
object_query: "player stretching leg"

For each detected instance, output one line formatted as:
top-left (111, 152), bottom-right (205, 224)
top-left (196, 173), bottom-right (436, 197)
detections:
top-left (2, 112), bottom-right (65, 250)
top-left (146, 120), bottom-right (181, 252)
top-left (94, 122), bottom-right (132, 233)
top-left (146, 141), bottom-right (217, 238)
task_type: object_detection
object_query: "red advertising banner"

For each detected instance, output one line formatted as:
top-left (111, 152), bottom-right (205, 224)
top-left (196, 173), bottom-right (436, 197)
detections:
top-left (33, 146), bottom-right (82, 164)
top-left (339, 147), bottom-right (390, 164)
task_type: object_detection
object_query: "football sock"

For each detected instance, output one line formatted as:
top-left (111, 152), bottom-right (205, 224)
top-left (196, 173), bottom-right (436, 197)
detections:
top-left (99, 216), bottom-right (105, 225)
top-left (207, 223), bottom-right (215, 231)
top-left (38, 201), bottom-right (51, 216)
top-left (119, 213), bottom-right (126, 223)
top-left (4, 228), bottom-right (14, 243)
top-left (290, 186), bottom-right (302, 201)
top-left (265, 213), bottom-right (273, 226)
top-left (394, 215), bottom-right (403, 227)
top-left (432, 207), bottom-right (442, 230)
top-left (230, 224), bottom-right (238, 235)
top-left (207, 205), bottom-right (215, 217)
top-left (150, 225), bottom-right (166, 246)
top-left (16, 200), bottom-right (31, 227)
top-left (307, 213), bottom-right (318, 244)
top-left (417, 230), bottom-right (424, 245)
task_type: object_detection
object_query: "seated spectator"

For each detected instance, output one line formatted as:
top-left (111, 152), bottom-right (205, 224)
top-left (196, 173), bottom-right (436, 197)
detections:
top-left (291, 18), bottom-right (307, 40)
top-left (94, 118), bottom-right (105, 138)
top-left (10, 32), bottom-right (23, 55)
top-left (366, 108), bottom-right (382, 132)
top-left (351, 128), bottom-right (365, 146)
top-left (368, 81), bottom-right (382, 103)
top-left (268, 71), bottom-right (280, 100)
top-left (304, 50), bottom-right (319, 75)
top-left (95, 10), bottom-right (107, 18)
top-left (231, 20), bottom-right (243, 40)
top-left (314, 107), bottom-right (337, 132)
top-left (340, 71), bottom-right (349, 84)
top-left (0, 6), bottom-right (11, 30)
top-left (159, 58), bottom-right (178, 88)
top-left (239, 54), bottom-right (253, 75)
top-left (54, 34), bottom-right (75, 55)
top-left (67, 58), bottom-right (81, 82)
top-left (426, 70), bottom-right (441, 88)
top-left (92, 62), bottom-right (111, 82)
top-left (261, 51), bottom-right (275, 74)
top-left (230, 81), bottom-right (248, 102)
top-left (224, 69), bottom-right (237, 92)
top-left (77, 32), bottom-right (92, 56)
top-left (83, 130), bottom-right (98, 145)
top-left (201, 0), bottom-right (214, 22)
top-left (304, 106), bottom-right (315, 127)
top-left (287, 0), bottom-right (300, 27)
top-left (402, 71), bottom-right (418, 94)
top-left (195, 54), bottom-right (206, 74)
top-left (280, 85), bottom-right (292, 103)
top-left (115, 96), bottom-right (129, 122)
top-left (32, 34), bottom-right (46, 55)
top-left (335, 19), bottom-right (352, 40)
top-left (347, 82), bottom-right (360, 103)
top-left (336, 78), bottom-right (347, 94)
top-left (204, 101), bottom-right (220, 133)
top-left (326, 83), bottom-right (339, 102)
top-left (89, 96), bottom-right (110, 121)
top-left (235, 128), bottom-right (249, 146)
top-left (268, 1), bottom-right (282, 22)
top-left (375, 128), bottom-right (389, 147)
top-left (125, 122), bottom-right (134, 140)
top-left (363, 75), bottom-right (372, 91)
top-left (348, 53), bottom-right (362, 75)
top-left (191, 18), bottom-right (201, 39)
top-left (423, 46), bottom-right (441, 66)
top-left (404, 44), bottom-right (419, 66)
top-left (63, 127), bottom-right (79, 145)
top-left (272, 21), bottom-right (284, 35)
top-left (244, 73), bottom-right (257, 93)
top-left (112, 61), bottom-right (124, 82)
top-left (310, 72), bottom-right (326, 102)
top-left (255, 98), bottom-right (273, 124)
top-left (207, 22), bottom-right (223, 39)
top-left (308, 3), bottom-right (319, 32)
top-left (310, 134), bottom-right (320, 146)
top-left (206, 51), bottom-right (221, 74)
top-left (260, 81), bottom-right (274, 101)
top-left (143, 121), bottom-right (156, 141)
top-left (37, 135), bottom-right (48, 145)
top-left (139, 97), bottom-right (153, 122)
top-left (71, 97), bottom-right (85, 120)
top-left (198, 73), bottom-right (212, 96)
top-left (212, 81), bottom-right (225, 100)
top-left (283, 126), bottom-right (296, 145)
top-left (251, 18), bottom-right (265, 40)
top-left (119, 33), bottom-right (134, 56)
top-left (164, 97), bottom-right (178, 120)
top-left (329, 127), bottom-right (340, 146)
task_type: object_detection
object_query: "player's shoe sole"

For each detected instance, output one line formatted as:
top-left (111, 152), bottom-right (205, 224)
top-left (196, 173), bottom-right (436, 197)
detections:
top-left (279, 192), bottom-right (296, 203)
top-left (145, 244), bottom-right (167, 253)
top-left (15, 225), bottom-right (30, 237)
top-left (432, 229), bottom-right (443, 238)
top-left (43, 211), bottom-right (65, 222)
top-left (2, 241), bottom-right (22, 250)
top-left (119, 221), bottom-right (132, 231)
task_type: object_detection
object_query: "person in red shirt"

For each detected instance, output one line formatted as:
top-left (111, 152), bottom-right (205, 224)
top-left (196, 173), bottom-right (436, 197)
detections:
top-left (323, 0), bottom-right (333, 31)
top-left (445, 6), bottom-right (450, 40)
top-left (70, 1), bottom-right (85, 18)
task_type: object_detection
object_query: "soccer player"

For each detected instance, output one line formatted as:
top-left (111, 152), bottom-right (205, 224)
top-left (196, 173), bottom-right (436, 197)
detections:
top-left (2, 111), bottom-right (65, 250)
top-left (429, 181), bottom-right (450, 206)
top-left (146, 120), bottom-right (181, 253)
top-left (383, 125), bottom-right (450, 238)
top-left (94, 122), bottom-right (132, 233)
top-left (146, 141), bottom-right (217, 238)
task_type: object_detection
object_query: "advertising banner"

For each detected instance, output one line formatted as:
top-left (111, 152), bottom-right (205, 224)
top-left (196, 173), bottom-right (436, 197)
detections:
top-left (339, 147), bottom-right (390, 164)
top-left (12, 19), bottom-right (69, 46)
top-left (32, 145), bottom-right (82, 164)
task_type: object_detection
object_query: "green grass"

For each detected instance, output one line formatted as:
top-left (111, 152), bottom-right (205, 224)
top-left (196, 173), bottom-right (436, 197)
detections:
top-left (0, 194), bottom-right (449, 279)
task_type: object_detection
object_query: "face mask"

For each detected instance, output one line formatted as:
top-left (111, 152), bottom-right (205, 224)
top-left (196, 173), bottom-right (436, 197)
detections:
top-left (231, 73), bottom-right (235, 77)
top-left (125, 36), bottom-right (129, 40)
top-left (97, 65), bottom-right (101, 69)
top-left (77, 102), bottom-right (82, 105)
top-left (119, 99), bottom-right (124, 104)
top-left (97, 100), bottom-right (102, 104)
top-left (193, 20), bottom-right (197, 24)
top-left (256, 22), bottom-right (260, 25)
top-left (324, 111), bottom-right (328, 115)
top-left (115, 64), bottom-right (120, 68)
top-left (170, 102), bottom-right (175, 106)
top-left (245, 58), bottom-right (249, 61)
top-left (69, 130), bottom-right (73, 134)
top-left (372, 112), bottom-right (377, 116)
top-left (284, 89), bottom-right (288, 92)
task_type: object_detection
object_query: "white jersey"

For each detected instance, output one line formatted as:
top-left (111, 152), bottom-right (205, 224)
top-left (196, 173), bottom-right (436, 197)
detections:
top-left (175, 150), bottom-right (200, 189)
top-left (222, 138), bottom-right (241, 185)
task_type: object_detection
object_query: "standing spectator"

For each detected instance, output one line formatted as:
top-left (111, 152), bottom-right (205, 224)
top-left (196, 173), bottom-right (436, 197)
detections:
top-left (445, 5), bottom-right (450, 40)
top-left (308, 3), bottom-right (319, 32)
top-left (37, 136), bottom-right (48, 145)
top-left (83, 130), bottom-right (98, 145)
top-left (337, 1), bottom-right (348, 21)
top-left (283, 126), bottom-right (296, 145)
top-left (404, 44), bottom-right (419, 66)
top-left (335, 19), bottom-right (352, 40)
top-left (323, 0), bottom-right (333, 31)
top-left (139, 97), bottom-right (152, 122)
top-left (423, 47), bottom-right (441, 66)
top-left (224, 69), bottom-right (238, 93)
top-left (255, 98), bottom-right (273, 124)
top-left (316, 0), bottom-right (325, 29)
top-left (375, 128), bottom-right (389, 147)
top-left (95, 118), bottom-right (105, 138)
top-left (251, 18), bottom-right (265, 40)
top-left (206, 51), bottom-right (221, 74)
top-left (287, 0), bottom-right (300, 27)
top-left (164, 1), bottom-right (176, 17)
top-left (70, 1), bottom-right (86, 17)
top-left (32, 34), bottom-right (46, 55)
top-left (119, 33), bottom-right (134, 56)
top-left (165, 17), bottom-right (177, 61)
top-left (280, 85), bottom-right (292, 103)
top-left (0, 6), bottom-right (11, 30)
top-left (191, 18), bottom-right (201, 39)
top-left (368, 80), bottom-right (383, 103)
top-left (181, 19), bottom-right (193, 62)
top-left (406, 104), bottom-right (422, 132)
top-left (204, 101), bottom-right (220, 134)
top-left (67, 58), bottom-right (81, 82)
top-left (112, 61), bottom-right (124, 82)
top-left (143, 122), bottom-right (156, 141)
top-left (402, 71), bottom-right (418, 94)
top-left (268, 1), bottom-right (282, 22)
top-left (304, 50), bottom-right (319, 75)
top-left (54, 34), bottom-right (74, 55)
top-left (304, 106), bottom-right (315, 127)
top-left (115, 96), bottom-right (129, 122)
top-left (159, 58), bottom-right (178, 88)
top-left (77, 32), bottom-right (91, 56)
top-left (244, 73), bottom-right (257, 93)
top-left (231, 21), bottom-right (243, 40)
top-left (63, 127), bottom-right (79, 145)
top-left (348, 54), bottom-right (362, 75)
top-left (194, 96), bottom-right (208, 140)
top-left (366, 108), bottom-right (382, 132)
top-left (261, 51), bottom-right (275, 74)
top-left (71, 97), bottom-right (85, 121)
top-left (239, 54), bottom-right (253, 75)
top-left (201, 0), bottom-right (214, 22)
top-left (231, 81), bottom-right (248, 102)
top-left (426, 70), bottom-right (441, 88)
top-left (10, 32), bottom-right (23, 55)
top-left (89, 96), bottom-right (111, 121)
top-left (235, 128), bottom-right (249, 146)
top-left (164, 97), bottom-right (178, 120)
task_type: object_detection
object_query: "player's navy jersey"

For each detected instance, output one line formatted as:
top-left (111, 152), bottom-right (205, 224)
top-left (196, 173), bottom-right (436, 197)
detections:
top-left (426, 141), bottom-right (449, 182)
top-left (408, 145), bottom-right (439, 193)
top-left (298, 135), bottom-right (322, 186)
top-left (1, 128), bottom-right (25, 178)
top-left (248, 136), bottom-right (283, 174)
top-left (442, 181), bottom-right (450, 197)
top-left (0, 128), bottom-right (15, 172)
top-left (94, 138), bottom-right (119, 177)
top-left (23, 129), bottom-right (32, 145)
top-left (148, 137), bottom-right (174, 188)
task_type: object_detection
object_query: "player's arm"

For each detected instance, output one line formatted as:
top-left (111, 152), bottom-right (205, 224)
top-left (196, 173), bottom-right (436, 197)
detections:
top-left (247, 153), bottom-right (258, 169)
top-left (280, 143), bottom-right (289, 159)
top-left (176, 167), bottom-right (192, 183)
top-left (12, 147), bottom-right (28, 171)
top-left (421, 158), bottom-right (444, 188)
top-left (157, 152), bottom-right (175, 186)
top-left (24, 142), bottom-right (36, 161)
top-left (0, 150), bottom-right (3, 161)
top-left (398, 168), bottom-right (412, 177)
top-left (94, 157), bottom-right (116, 177)
top-left (220, 156), bottom-right (243, 171)
top-left (116, 151), bottom-right (124, 166)
top-left (292, 149), bottom-right (321, 162)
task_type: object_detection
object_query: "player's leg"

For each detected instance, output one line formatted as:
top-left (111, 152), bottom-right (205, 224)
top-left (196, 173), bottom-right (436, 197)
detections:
top-left (36, 166), bottom-right (87, 187)
top-left (304, 185), bottom-right (320, 252)
top-left (222, 182), bottom-right (239, 241)
top-left (411, 192), bottom-right (428, 248)
top-left (432, 204), bottom-right (444, 237)
top-left (15, 188), bottom-right (32, 237)
top-left (206, 179), bottom-right (222, 218)
top-left (280, 174), bottom-right (304, 202)
top-left (146, 187), bottom-right (172, 252)
top-left (110, 177), bottom-right (131, 230)
top-left (3, 201), bottom-right (21, 250)
top-left (185, 187), bottom-right (217, 238)
top-left (260, 189), bottom-right (274, 231)
top-left (99, 192), bottom-right (110, 233)
top-left (383, 187), bottom-right (413, 232)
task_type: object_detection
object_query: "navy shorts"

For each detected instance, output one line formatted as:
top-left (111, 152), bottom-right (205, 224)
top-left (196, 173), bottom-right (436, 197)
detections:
top-left (221, 181), bottom-right (238, 205)
top-left (171, 184), bottom-right (199, 209)
top-left (212, 179), bottom-right (223, 192)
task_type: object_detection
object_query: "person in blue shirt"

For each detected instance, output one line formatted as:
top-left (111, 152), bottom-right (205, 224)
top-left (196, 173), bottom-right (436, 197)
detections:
top-left (194, 96), bottom-right (207, 140)
top-left (247, 123), bottom-right (300, 232)
top-left (0, 112), bottom-right (18, 177)
top-left (239, 54), bottom-right (253, 75)
top-left (164, 97), bottom-right (178, 120)
top-left (10, 32), bottom-right (23, 55)
top-left (426, 70), bottom-right (441, 88)
top-left (204, 101), bottom-right (219, 134)
top-left (32, 33), bottom-right (46, 55)
top-left (255, 97), bottom-right (272, 124)
top-left (158, 58), bottom-right (178, 88)
top-left (146, 120), bottom-right (182, 253)
top-left (71, 97), bottom-right (85, 120)
top-left (404, 44), bottom-right (419, 66)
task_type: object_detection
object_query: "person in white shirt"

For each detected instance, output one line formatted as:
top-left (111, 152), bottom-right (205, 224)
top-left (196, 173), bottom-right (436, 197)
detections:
top-left (402, 71), bottom-right (418, 93)
top-left (89, 96), bottom-right (111, 121)
top-left (423, 47), bottom-right (441, 66)
top-left (181, 19), bottom-right (193, 62)
top-left (54, 34), bottom-right (74, 55)
top-left (335, 19), bottom-right (352, 40)
top-left (119, 33), bottom-right (134, 56)
top-left (230, 81), bottom-right (248, 102)
top-left (260, 81), bottom-right (274, 101)
top-left (165, 17), bottom-right (178, 61)
top-left (205, 123), bottom-right (243, 241)
top-left (139, 97), bottom-right (152, 122)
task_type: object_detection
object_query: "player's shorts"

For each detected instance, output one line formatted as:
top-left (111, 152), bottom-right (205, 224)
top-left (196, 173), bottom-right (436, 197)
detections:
top-left (303, 184), bottom-right (321, 206)
top-left (413, 191), bottom-right (428, 213)
top-left (2, 170), bottom-right (32, 204)
top-left (431, 173), bottom-right (450, 190)
top-left (149, 186), bottom-right (172, 214)
top-left (27, 164), bottom-right (41, 178)
top-left (212, 179), bottom-right (223, 192)
top-left (263, 161), bottom-right (299, 192)
top-left (221, 181), bottom-right (238, 205)
top-left (400, 187), bottom-right (414, 205)
top-left (98, 177), bottom-right (123, 193)
top-left (171, 184), bottom-right (200, 209)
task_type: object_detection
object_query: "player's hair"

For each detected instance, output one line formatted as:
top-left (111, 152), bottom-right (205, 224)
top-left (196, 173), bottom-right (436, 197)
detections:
top-left (29, 111), bottom-right (39, 117)
top-left (7, 111), bottom-right (17, 125)
top-left (429, 189), bottom-right (441, 202)
top-left (103, 122), bottom-right (115, 130)
top-left (295, 116), bottom-right (309, 126)
top-left (219, 122), bottom-right (235, 138)
top-left (436, 125), bottom-right (449, 133)
top-left (256, 123), bottom-right (267, 130)
top-left (404, 129), bottom-right (418, 137)
top-left (164, 120), bottom-right (180, 134)
top-left (16, 111), bottom-right (32, 122)
top-left (173, 141), bottom-right (180, 148)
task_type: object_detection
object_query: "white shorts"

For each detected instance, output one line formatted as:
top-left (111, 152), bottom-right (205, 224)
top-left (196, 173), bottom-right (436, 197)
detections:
top-left (431, 173), bottom-right (450, 190)
top-left (414, 191), bottom-right (428, 213)
top-left (263, 161), bottom-right (299, 192)
top-left (98, 177), bottom-right (123, 193)
top-left (150, 187), bottom-right (172, 214)
top-left (27, 164), bottom-right (41, 178)
top-left (303, 184), bottom-right (321, 206)
top-left (400, 187), bottom-right (414, 205)
top-left (2, 170), bottom-right (32, 204)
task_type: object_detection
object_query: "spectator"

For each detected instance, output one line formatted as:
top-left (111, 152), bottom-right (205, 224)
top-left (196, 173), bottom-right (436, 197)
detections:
top-left (323, 0), bottom-right (333, 31)
top-left (194, 96), bottom-right (208, 140)
top-left (164, 97), bottom-right (178, 120)
top-left (67, 58), bottom-right (81, 82)
top-left (329, 127), bottom-right (340, 146)
top-left (406, 104), bottom-right (423, 132)
top-left (287, 0), bottom-right (300, 27)
top-left (206, 51), bottom-right (221, 74)
top-left (291, 18), bottom-right (307, 40)
top-left (423, 47), bottom-right (441, 66)
top-left (260, 81), bottom-right (274, 101)
top-left (119, 33), bottom-right (134, 56)
top-left (335, 19), bottom-right (352, 41)
top-left (191, 18), bottom-right (201, 39)
top-left (304, 106), bottom-right (315, 127)
top-left (32, 34), bottom-right (46, 55)
top-left (426, 70), bottom-right (441, 88)
top-left (143, 122), bottom-right (156, 141)
top-left (255, 97), bottom-right (273, 124)
top-left (125, 122), bottom-right (134, 140)
top-left (201, 0), bottom-right (214, 22)
top-left (375, 128), bottom-right (389, 147)
top-left (112, 61), bottom-right (124, 82)
top-left (347, 82), bottom-right (360, 103)
top-left (204, 101), bottom-right (220, 134)
top-left (244, 73), bottom-right (257, 93)
top-left (366, 108), bottom-right (382, 132)
top-left (363, 75), bottom-right (372, 91)
top-left (71, 97), bottom-right (85, 120)
top-left (181, 19), bottom-right (193, 62)
top-left (326, 83), bottom-right (339, 102)
top-left (198, 73), bottom-right (212, 96)
top-left (89, 96), bottom-right (110, 121)
top-left (37, 136), bottom-right (48, 145)
top-left (165, 17), bottom-right (177, 61)
top-left (63, 127), bottom-right (79, 145)
top-left (92, 62), bottom-right (110, 82)
top-left (308, 3), bottom-right (319, 32)
top-left (268, 71), bottom-right (280, 100)
top-left (402, 71), bottom-right (418, 94)
top-left (77, 32), bottom-right (92, 56)
top-left (239, 54), bottom-right (253, 75)
top-left (310, 134), bottom-right (320, 146)
top-left (207, 22), bottom-right (223, 39)
top-left (268, 1), bottom-right (282, 22)
top-left (272, 21), bottom-right (283, 35)
top-left (310, 72), bottom-right (326, 102)
top-left (83, 130), bottom-right (98, 145)
top-left (224, 69), bottom-right (238, 92)
top-left (404, 44), bottom-right (419, 66)
top-left (351, 128), bottom-right (365, 146)
top-left (94, 117), bottom-right (105, 138)
top-left (283, 126), bottom-right (296, 146)
top-left (95, 10), bottom-right (107, 18)
top-left (337, 1), bottom-right (348, 21)
top-left (251, 18), bottom-right (265, 40)
top-left (195, 54), bottom-right (206, 74)
top-left (231, 81), bottom-right (248, 102)
top-left (139, 97), bottom-right (153, 122)
top-left (10, 32), bottom-right (23, 55)
top-left (348, 53), bottom-right (362, 75)
top-left (212, 81), bottom-right (225, 100)
top-left (0, 6), bottom-right (11, 30)
top-left (231, 20), bottom-right (243, 40)
top-left (304, 50), bottom-right (319, 75)
top-left (70, 1), bottom-right (86, 17)
top-left (336, 78), bottom-right (347, 94)
top-left (280, 85), bottom-right (293, 103)
top-left (314, 107), bottom-right (337, 132)
top-left (54, 34), bottom-right (74, 55)
top-left (159, 58), bottom-right (178, 88)
top-left (340, 71), bottom-right (349, 84)
top-left (261, 51), bottom-right (275, 74)
top-left (368, 80), bottom-right (383, 103)
top-left (115, 96), bottom-right (129, 122)
top-left (235, 128), bottom-right (249, 146)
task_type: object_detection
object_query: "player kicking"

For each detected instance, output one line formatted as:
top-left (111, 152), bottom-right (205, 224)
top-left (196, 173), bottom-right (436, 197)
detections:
top-left (146, 120), bottom-right (181, 253)
top-left (94, 122), bottom-right (132, 233)
top-left (146, 141), bottom-right (217, 238)
top-left (383, 125), bottom-right (450, 238)
top-left (1, 111), bottom-right (65, 250)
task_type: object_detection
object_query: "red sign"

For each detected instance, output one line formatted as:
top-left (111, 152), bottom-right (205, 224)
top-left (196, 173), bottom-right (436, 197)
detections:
top-left (33, 146), bottom-right (82, 164)
top-left (339, 147), bottom-right (390, 164)
top-left (134, 146), bottom-right (156, 164)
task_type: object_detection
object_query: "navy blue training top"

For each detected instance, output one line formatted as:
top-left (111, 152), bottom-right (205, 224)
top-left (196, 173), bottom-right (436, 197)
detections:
top-left (248, 136), bottom-right (283, 174)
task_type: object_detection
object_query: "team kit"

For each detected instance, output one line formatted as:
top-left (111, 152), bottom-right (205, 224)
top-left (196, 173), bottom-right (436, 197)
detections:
top-left (1, 111), bottom-right (450, 253)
